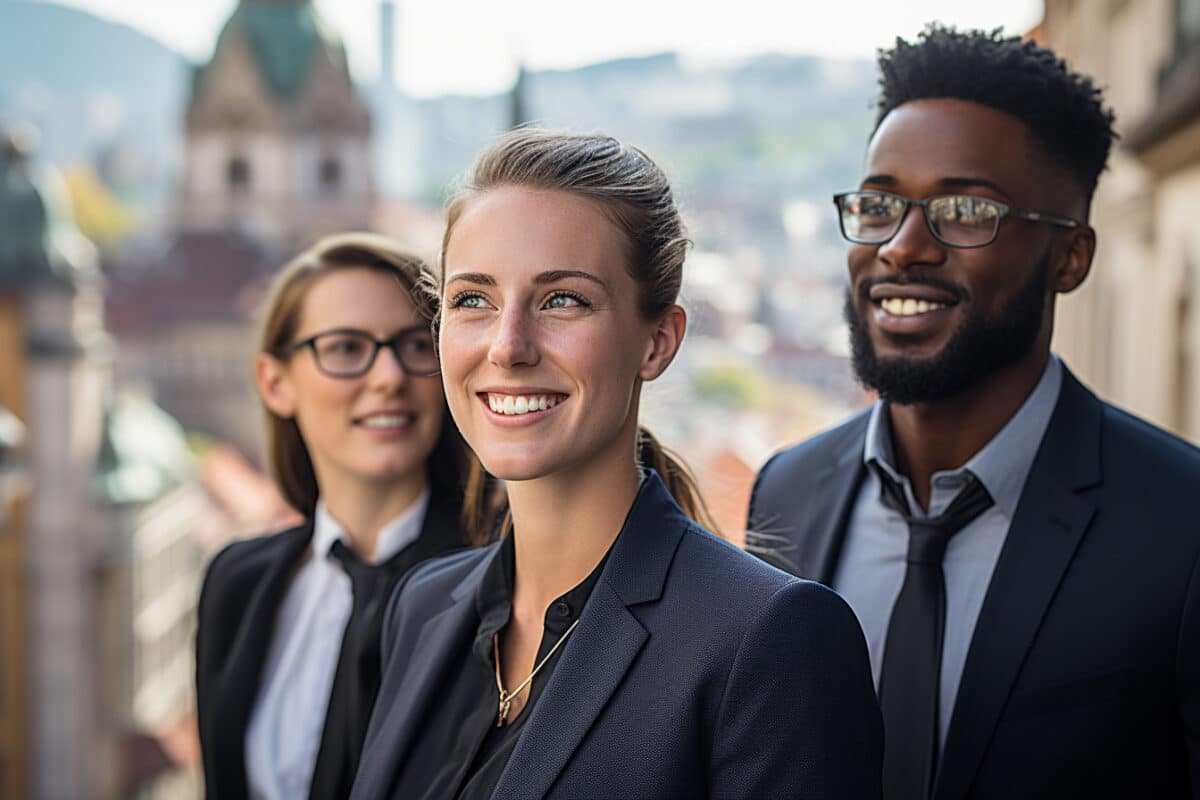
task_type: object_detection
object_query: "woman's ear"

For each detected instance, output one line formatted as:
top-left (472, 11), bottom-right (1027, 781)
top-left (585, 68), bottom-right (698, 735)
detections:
top-left (639, 304), bottom-right (686, 382)
top-left (255, 352), bottom-right (297, 418)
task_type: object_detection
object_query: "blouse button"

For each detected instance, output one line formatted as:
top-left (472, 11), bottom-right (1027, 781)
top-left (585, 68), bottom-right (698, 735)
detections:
top-left (552, 601), bottom-right (571, 618)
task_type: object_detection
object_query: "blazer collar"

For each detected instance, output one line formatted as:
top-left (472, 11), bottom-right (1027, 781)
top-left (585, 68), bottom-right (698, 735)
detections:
top-left (493, 471), bottom-right (688, 800)
top-left (935, 367), bottom-right (1103, 800)
top-left (216, 492), bottom-right (464, 800)
top-left (209, 521), bottom-right (313, 800)
top-left (799, 414), bottom-right (870, 584)
top-left (354, 473), bottom-right (690, 800)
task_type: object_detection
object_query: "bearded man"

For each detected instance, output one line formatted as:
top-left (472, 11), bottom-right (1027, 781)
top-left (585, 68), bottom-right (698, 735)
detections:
top-left (748, 25), bottom-right (1200, 800)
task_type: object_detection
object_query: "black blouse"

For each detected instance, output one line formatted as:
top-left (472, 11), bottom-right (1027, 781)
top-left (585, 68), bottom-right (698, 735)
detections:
top-left (388, 533), bottom-right (609, 800)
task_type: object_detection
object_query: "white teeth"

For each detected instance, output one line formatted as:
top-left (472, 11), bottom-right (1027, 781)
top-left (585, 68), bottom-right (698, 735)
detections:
top-left (486, 394), bottom-right (561, 416)
top-left (360, 413), bottom-right (412, 429)
top-left (881, 297), bottom-right (947, 316)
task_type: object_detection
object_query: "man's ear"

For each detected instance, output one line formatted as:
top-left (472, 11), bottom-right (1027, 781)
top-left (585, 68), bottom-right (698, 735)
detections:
top-left (255, 352), bottom-right (297, 418)
top-left (639, 304), bottom-right (686, 382)
top-left (1054, 225), bottom-right (1096, 294)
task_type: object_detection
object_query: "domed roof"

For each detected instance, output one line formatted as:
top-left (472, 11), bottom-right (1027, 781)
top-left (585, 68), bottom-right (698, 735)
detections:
top-left (208, 0), bottom-right (346, 99)
top-left (0, 125), bottom-right (97, 289)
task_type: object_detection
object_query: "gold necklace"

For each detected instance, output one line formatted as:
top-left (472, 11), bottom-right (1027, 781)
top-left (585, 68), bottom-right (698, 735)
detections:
top-left (492, 618), bottom-right (581, 727)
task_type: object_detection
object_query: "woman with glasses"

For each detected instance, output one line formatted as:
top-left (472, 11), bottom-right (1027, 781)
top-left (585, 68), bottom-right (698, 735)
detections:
top-left (196, 233), bottom-right (481, 800)
top-left (350, 130), bottom-right (883, 800)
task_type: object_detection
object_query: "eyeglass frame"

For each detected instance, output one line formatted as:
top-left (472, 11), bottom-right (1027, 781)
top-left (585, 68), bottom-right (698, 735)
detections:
top-left (832, 189), bottom-right (1081, 249)
top-left (284, 324), bottom-right (440, 378)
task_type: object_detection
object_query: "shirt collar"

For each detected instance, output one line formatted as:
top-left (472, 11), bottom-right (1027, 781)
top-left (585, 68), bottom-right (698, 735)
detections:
top-left (863, 354), bottom-right (1064, 519)
top-left (311, 486), bottom-right (431, 565)
top-left (472, 521), bottom-right (615, 660)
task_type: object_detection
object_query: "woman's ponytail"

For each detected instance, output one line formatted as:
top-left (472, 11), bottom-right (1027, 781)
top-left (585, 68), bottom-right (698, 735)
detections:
top-left (636, 426), bottom-right (724, 538)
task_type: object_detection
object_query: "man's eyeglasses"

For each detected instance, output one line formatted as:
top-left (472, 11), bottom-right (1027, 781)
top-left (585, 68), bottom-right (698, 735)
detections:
top-left (286, 326), bottom-right (439, 378)
top-left (833, 190), bottom-right (1080, 249)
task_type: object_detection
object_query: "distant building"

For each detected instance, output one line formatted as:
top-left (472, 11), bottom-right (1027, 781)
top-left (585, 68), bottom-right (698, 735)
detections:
top-left (1039, 0), bottom-right (1200, 443)
top-left (115, 0), bottom-right (380, 453)
top-left (0, 125), bottom-right (218, 800)
top-left (106, 230), bottom-right (275, 455)
top-left (177, 0), bottom-right (373, 250)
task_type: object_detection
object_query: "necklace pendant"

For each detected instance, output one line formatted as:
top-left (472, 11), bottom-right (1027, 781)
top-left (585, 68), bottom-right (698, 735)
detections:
top-left (497, 691), bottom-right (511, 728)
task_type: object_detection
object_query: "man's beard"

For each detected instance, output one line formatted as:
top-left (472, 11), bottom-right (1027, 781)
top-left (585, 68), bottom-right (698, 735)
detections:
top-left (843, 255), bottom-right (1050, 405)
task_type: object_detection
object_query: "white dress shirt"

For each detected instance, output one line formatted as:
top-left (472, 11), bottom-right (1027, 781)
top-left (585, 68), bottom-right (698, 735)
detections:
top-left (832, 356), bottom-right (1062, 752)
top-left (244, 489), bottom-right (430, 800)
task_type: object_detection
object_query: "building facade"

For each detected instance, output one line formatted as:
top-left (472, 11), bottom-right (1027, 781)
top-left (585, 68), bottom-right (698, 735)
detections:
top-left (0, 125), bottom-right (222, 799)
top-left (1040, 0), bottom-right (1200, 443)
top-left (178, 0), bottom-right (373, 250)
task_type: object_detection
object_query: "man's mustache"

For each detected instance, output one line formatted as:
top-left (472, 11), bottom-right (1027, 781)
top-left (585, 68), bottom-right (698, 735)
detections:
top-left (855, 274), bottom-right (969, 303)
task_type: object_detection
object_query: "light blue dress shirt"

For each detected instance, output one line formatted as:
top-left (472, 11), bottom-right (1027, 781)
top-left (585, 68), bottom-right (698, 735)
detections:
top-left (832, 355), bottom-right (1063, 751)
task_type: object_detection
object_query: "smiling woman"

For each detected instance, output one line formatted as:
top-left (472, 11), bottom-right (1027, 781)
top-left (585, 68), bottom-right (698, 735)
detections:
top-left (195, 233), bottom-right (479, 800)
top-left (350, 130), bottom-right (883, 800)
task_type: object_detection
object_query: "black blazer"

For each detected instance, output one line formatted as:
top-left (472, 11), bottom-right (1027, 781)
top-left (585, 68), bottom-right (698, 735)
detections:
top-left (748, 367), bottom-right (1200, 799)
top-left (350, 473), bottom-right (883, 800)
top-left (195, 489), bottom-right (465, 800)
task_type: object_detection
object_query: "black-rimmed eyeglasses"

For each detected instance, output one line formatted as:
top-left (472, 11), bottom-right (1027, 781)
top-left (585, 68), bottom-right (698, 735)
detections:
top-left (833, 190), bottom-right (1080, 249)
top-left (286, 326), bottom-right (439, 378)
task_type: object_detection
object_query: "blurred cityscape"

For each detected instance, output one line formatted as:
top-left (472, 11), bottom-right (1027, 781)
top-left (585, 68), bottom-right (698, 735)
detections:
top-left (0, 0), bottom-right (1198, 797)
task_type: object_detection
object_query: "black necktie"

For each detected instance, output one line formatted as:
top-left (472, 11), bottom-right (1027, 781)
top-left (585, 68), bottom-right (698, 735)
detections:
top-left (308, 540), bottom-right (389, 800)
top-left (875, 469), bottom-right (994, 800)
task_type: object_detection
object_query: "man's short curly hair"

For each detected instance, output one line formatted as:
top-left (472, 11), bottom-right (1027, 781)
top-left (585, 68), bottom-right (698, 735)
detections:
top-left (874, 24), bottom-right (1117, 201)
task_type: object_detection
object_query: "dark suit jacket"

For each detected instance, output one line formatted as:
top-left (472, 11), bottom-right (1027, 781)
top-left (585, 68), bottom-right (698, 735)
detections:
top-left (195, 489), bottom-right (465, 800)
top-left (748, 368), bottom-right (1200, 799)
top-left (351, 473), bottom-right (883, 800)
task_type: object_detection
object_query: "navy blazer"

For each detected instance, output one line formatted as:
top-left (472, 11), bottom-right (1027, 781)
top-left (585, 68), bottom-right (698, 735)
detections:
top-left (748, 367), bottom-right (1200, 799)
top-left (352, 473), bottom-right (883, 800)
top-left (195, 489), bottom-right (464, 800)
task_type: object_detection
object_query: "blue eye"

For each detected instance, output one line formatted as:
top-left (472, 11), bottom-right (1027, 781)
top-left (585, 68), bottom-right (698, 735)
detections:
top-left (450, 292), bottom-right (489, 309)
top-left (544, 291), bottom-right (589, 310)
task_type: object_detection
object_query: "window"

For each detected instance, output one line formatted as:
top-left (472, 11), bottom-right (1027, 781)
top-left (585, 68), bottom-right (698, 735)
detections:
top-left (319, 157), bottom-right (342, 194)
top-left (227, 157), bottom-right (250, 192)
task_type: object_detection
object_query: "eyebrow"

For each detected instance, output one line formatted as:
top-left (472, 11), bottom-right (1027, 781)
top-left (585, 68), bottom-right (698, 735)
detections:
top-left (296, 324), bottom-right (428, 340)
top-left (534, 269), bottom-right (610, 291)
top-left (861, 173), bottom-right (1012, 198)
top-left (444, 269), bottom-right (611, 291)
top-left (444, 271), bottom-right (495, 286)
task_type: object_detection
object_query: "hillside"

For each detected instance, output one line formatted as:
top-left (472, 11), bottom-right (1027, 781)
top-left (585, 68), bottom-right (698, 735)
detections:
top-left (0, 1), bottom-right (187, 209)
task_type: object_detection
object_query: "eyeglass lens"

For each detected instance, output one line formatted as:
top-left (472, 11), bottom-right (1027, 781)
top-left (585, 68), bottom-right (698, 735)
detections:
top-left (312, 330), bottom-right (438, 376)
top-left (839, 191), bottom-right (1003, 247)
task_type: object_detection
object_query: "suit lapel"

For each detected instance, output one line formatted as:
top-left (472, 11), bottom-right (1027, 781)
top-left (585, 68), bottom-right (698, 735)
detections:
top-left (492, 582), bottom-right (649, 800)
top-left (211, 524), bottom-right (312, 799)
top-left (787, 415), bottom-right (870, 584)
top-left (935, 371), bottom-right (1103, 800)
top-left (492, 474), bottom-right (687, 800)
top-left (811, 444), bottom-right (869, 584)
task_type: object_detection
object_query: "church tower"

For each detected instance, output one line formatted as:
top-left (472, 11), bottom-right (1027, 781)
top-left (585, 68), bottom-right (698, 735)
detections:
top-left (178, 0), bottom-right (372, 248)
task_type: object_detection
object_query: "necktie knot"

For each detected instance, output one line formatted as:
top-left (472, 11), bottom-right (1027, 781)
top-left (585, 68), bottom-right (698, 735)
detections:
top-left (329, 539), bottom-right (382, 605)
top-left (874, 467), bottom-right (995, 564)
top-left (905, 521), bottom-right (953, 564)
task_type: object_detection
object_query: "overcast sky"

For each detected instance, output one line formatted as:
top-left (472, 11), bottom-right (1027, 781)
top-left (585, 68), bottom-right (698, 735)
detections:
top-left (39, 0), bottom-right (1044, 97)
